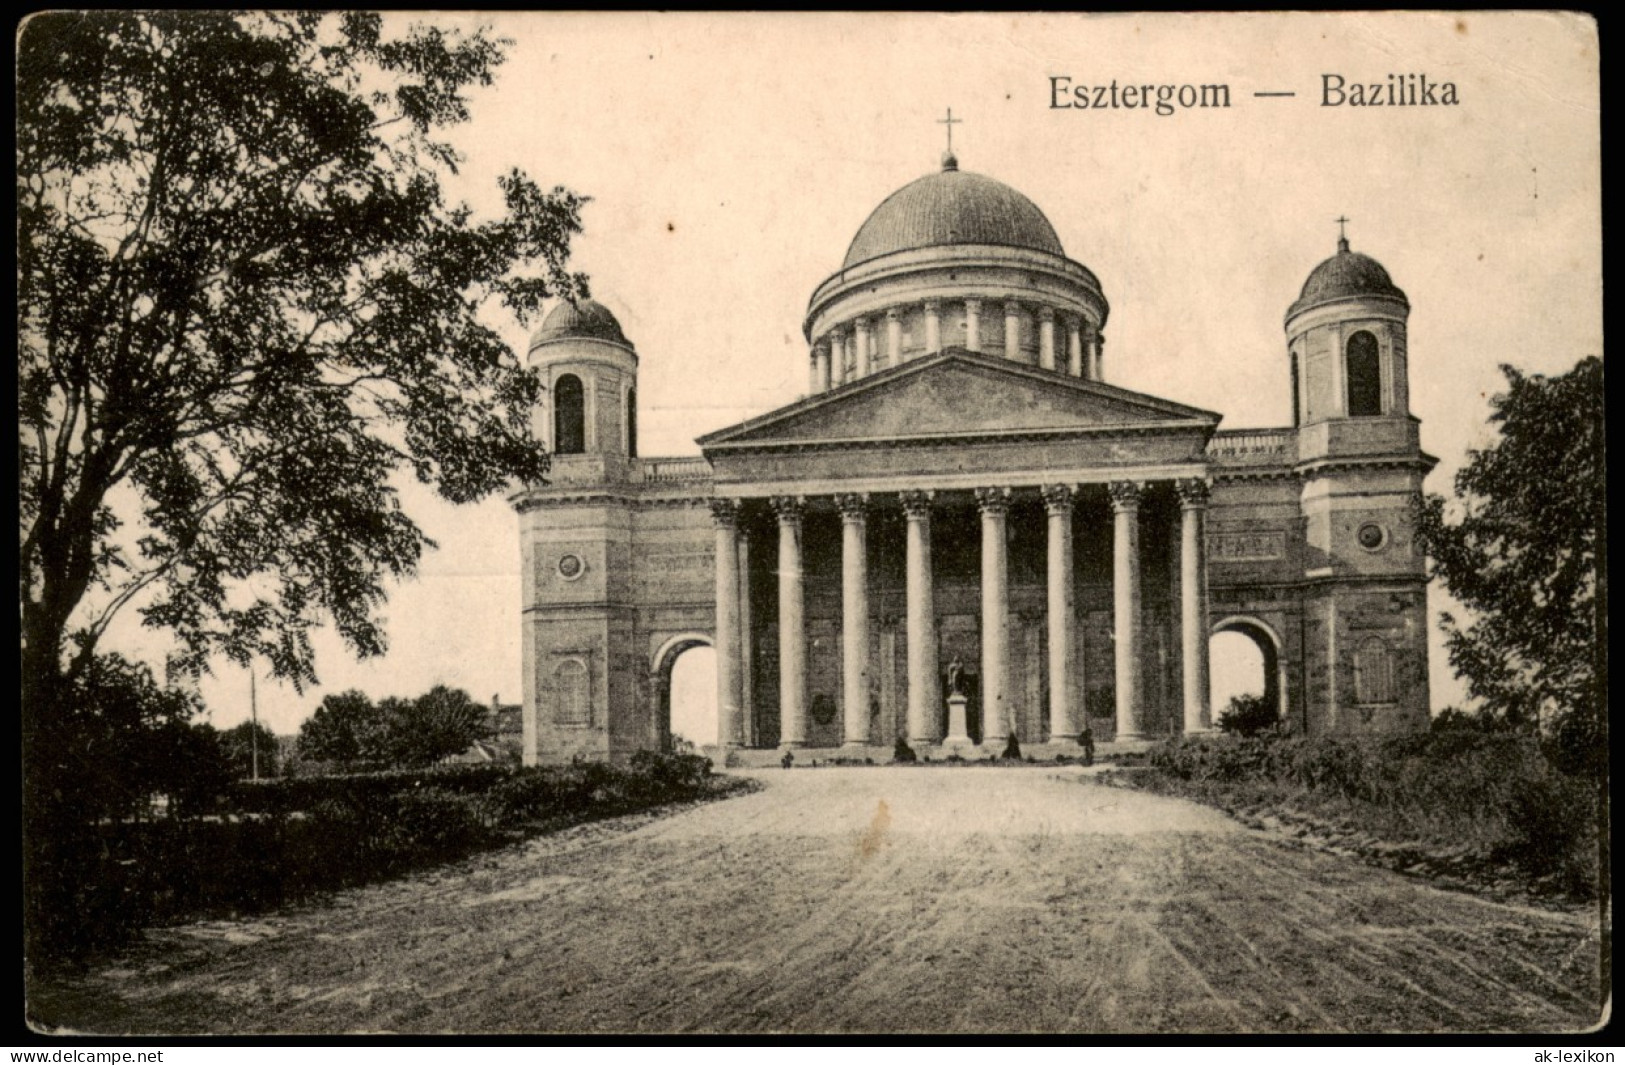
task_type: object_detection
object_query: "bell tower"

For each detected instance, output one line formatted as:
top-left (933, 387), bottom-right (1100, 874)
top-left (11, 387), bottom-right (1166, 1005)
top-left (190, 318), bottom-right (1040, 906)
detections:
top-left (1286, 226), bottom-right (1433, 733)
top-left (519, 298), bottom-right (642, 764)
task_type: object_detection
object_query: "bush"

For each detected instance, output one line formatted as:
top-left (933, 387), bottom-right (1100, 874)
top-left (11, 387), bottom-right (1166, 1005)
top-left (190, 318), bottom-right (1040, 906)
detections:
top-left (1216, 693), bottom-right (1277, 737)
top-left (1130, 730), bottom-right (1597, 900)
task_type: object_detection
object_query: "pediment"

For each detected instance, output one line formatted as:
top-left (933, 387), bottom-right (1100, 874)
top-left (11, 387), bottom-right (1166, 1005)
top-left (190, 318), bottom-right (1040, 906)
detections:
top-left (699, 348), bottom-right (1219, 450)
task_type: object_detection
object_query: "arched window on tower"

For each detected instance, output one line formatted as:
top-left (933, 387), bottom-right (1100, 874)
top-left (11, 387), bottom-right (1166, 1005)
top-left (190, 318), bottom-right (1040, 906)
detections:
top-left (1346, 331), bottom-right (1382, 417)
top-left (554, 373), bottom-right (585, 455)
top-left (1354, 637), bottom-right (1396, 704)
top-left (627, 386), bottom-right (637, 458)
top-left (1290, 349), bottom-right (1302, 427)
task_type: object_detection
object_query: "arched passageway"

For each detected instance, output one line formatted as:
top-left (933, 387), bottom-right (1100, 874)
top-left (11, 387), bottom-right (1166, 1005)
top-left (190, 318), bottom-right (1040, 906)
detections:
top-left (1209, 618), bottom-right (1286, 730)
top-left (654, 636), bottom-right (716, 752)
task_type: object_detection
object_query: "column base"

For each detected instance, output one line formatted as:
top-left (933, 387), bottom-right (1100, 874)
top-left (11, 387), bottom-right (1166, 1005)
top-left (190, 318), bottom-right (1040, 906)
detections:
top-left (1181, 726), bottom-right (1217, 737)
top-left (842, 739), bottom-right (872, 749)
top-left (1115, 731), bottom-right (1150, 743)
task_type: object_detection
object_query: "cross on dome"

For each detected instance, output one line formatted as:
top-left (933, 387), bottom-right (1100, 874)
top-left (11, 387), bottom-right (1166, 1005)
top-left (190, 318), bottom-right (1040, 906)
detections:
top-left (937, 107), bottom-right (962, 170)
top-left (1335, 215), bottom-right (1351, 252)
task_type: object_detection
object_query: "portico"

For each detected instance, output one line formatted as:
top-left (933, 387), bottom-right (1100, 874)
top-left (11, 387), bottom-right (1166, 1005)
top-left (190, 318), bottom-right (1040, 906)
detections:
top-left (700, 347), bottom-right (1220, 753)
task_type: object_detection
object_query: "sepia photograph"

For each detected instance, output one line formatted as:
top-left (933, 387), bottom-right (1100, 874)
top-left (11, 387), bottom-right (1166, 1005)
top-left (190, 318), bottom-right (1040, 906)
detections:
top-left (19, 11), bottom-right (1606, 1038)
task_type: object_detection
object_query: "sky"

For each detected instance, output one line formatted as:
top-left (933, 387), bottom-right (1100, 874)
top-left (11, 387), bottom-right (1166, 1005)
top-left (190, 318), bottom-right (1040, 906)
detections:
top-left (99, 12), bottom-right (1601, 735)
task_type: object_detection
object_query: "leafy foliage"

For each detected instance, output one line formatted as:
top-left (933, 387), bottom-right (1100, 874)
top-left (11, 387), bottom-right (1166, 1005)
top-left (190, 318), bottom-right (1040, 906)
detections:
top-left (34, 652), bottom-right (232, 825)
top-left (1216, 693), bottom-right (1278, 737)
top-left (297, 689), bottom-right (388, 764)
top-left (1413, 357), bottom-right (1604, 753)
top-left (297, 684), bottom-right (488, 768)
top-left (388, 684), bottom-right (489, 766)
top-left (1138, 733), bottom-right (1596, 899)
top-left (18, 12), bottom-right (587, 702)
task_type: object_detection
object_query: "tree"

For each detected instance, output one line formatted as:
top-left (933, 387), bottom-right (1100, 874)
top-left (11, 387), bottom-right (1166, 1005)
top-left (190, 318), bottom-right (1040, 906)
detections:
top-left (19, 13), bottom-right (587, 773)
top-left (390, 685), bottom-right (489, 766)
top-left (297, 689), bottom-right (387, 765)
top-left (34, 651), bottom-right (221, 824)
top-left (220, 719), bottom-right (280, 780)
top-left (1413, 357), bottom-right (1605, 762)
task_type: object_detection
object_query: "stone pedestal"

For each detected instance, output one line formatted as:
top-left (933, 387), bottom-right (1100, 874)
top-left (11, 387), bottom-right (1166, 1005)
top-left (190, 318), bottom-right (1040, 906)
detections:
top-left (943, 693), bottom-right (974, 755)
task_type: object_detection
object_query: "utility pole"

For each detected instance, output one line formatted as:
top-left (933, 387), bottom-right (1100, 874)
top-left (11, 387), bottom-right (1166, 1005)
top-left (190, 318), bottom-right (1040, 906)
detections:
top-left (250, 670), bottom-right (260, 782)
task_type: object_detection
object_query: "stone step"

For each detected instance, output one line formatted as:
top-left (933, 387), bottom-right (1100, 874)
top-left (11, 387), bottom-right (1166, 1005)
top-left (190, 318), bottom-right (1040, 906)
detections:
top-left (704, 740), bottom-right (1150, 769)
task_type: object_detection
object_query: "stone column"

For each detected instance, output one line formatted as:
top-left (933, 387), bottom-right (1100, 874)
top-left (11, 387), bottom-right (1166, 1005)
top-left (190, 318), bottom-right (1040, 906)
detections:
top-left (924, 300), bottom-right (941, 355)
top-left (838, 493), bottom-right (871, 747)
top-left (855, 318), bottom-right (871, 379)
top-left (711, 499), bottom-right (743, 748)
top-left (829, 330), bottom-right (845, 387)
top-left (1067, 316), bottom-right (1084, 377)
top-left (1109, 480), bottom-right (1145, 742)
top-left (1177, 478), bottom-right (1213, 735)
top-left (965, 299), bottom-right (982, 353)
top-left (773, 496), bottom-right (807, 747)
top-left (1043, 484), bottom-right (1078, 744)
top-left (902, 490), bottom-right (940, 744)
top-left (976, 486), bottom-right (1012, 748)
top-left (738, 531), bottom-right (753, 746)
top-left (1090, 332), bottom-right (1106, 382)
top-left (1039, 307), bottom-right (1057, 372)
top-left (886, 308), bottom-right (903, 369)
top-left (1004, 301), bottom-right (1021, 361)
top-left (808, 353), bottom-right (819, 396)
top-left (817, 339), bottom-right (832, 393)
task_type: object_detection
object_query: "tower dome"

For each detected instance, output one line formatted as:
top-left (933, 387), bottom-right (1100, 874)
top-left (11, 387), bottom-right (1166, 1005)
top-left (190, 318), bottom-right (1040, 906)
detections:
top-left (1287, 237), bottom-right (1408, 321)
top-left (530, 298), bottom-right (632, 351)
top-left (842, 163), bottom-right (1067, 269)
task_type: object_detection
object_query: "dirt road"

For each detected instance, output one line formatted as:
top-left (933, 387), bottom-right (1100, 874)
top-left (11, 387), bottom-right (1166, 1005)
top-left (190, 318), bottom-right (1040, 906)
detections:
top-left (32, 767), bottom-right (1603, 1035)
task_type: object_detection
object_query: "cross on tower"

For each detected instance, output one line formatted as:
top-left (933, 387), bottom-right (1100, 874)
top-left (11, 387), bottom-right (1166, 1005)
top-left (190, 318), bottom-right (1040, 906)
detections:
top-left (938, 107), bottom-right (962, 155)
top-left (1335, 215), bottom-right (1350, 240)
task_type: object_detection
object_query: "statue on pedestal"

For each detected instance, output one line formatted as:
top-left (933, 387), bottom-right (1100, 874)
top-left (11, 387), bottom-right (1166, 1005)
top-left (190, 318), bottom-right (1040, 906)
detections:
top-left (946, 654), bottom-right (964, 697)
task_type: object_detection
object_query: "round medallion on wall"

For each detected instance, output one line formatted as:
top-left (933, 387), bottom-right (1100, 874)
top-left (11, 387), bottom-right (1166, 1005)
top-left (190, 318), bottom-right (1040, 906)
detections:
top-left (1356, 522), bottom-right (1387, 552)
top-left (557, 553), bottom-right (586, 581)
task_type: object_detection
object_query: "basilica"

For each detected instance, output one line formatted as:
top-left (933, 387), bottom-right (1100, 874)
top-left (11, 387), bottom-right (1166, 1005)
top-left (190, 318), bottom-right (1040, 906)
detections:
top-left (510, 149), bottom-right (1434, 764)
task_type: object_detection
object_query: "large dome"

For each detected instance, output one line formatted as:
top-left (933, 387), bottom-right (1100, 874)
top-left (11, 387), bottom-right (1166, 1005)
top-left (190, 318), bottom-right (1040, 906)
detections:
top-left (530, 298), bottom-right (630, 348)
top-left (1289, 239), bottom-right (1408, 319)
top-left (842, 160), bottom-right (1066, 270)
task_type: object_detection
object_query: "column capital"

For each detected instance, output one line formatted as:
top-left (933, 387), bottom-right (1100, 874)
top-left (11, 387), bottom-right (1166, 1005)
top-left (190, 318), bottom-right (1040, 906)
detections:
top-left (922, 298), bottom-right (941, 313)
top-left (1041, 483), bottom-right (1076, 515)
top-left (836, 492), bottom-right (870, 522)
top-left (878, 613), bottom-right (901, 632)
top-left (885, 306), bottom-right (902, 322)
top-left (1003, 299), bottom-right (1020, 315)
top-left (1176, 477), bottom-right (1212, 509)
top-left (900, 489), bottom-right (935, 520)
top-left (1107, 480), bottom-right (1145, 512)
top-left (771, 495), bottom-right (805, 525)
top-left (974, 485), bottom-right (1012, 515)
top-left (964, 298), bottom-right (982, 312)
top-left (1038, 305), bottom-right (1057, 324)
top-left (1097, 333), bottom-right (1107, 350)
top-left (710, 498), bottom-right (741, 527)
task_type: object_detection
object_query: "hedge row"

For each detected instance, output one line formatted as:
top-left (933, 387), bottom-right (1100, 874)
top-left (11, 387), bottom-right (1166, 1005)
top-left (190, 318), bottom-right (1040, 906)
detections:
top-left (29, 751), bottom-right (725, 971)
top-left (1136, 731), bottom-right (1598, 898)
